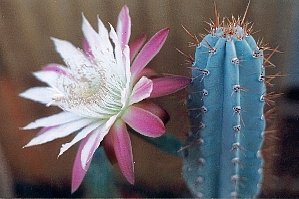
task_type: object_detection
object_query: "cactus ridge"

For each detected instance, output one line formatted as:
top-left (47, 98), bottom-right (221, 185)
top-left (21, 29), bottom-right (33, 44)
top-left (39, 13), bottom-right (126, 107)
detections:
top-left (183, 8), bottom-right (267, 198)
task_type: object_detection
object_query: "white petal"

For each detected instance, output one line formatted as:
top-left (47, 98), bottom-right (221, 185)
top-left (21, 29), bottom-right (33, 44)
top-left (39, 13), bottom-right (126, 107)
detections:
top-left (51, 37), bottom-right (92, 71)
top-left (109, 24), bottom-right (128, 83)
top-left (81, 115), bottom-right (117, 169)
top-left (123, 45), bottom-right (131, 83)
top-left (24, 118), bottom-right (93, 147)
top-left (82, 15), bottom-right (127, 90)
top-left (49, 38), bottom-right (105, 94)
top-left (33, 71), bottom-right (60, 88)
top-left (82, 15), bottom-right (114, 67)
top-left (97, 15), bottom-right (113, 52)
top-left (19, 87), bottom-right (54, 105)
top-left (58, 120), bottom-right (104, 156)
top-left (22, 111), bottom-right (82, 130)
top-left (120, 46), bottom-right (132, 107)
top-left (109, 24), bottom-right (123, 67)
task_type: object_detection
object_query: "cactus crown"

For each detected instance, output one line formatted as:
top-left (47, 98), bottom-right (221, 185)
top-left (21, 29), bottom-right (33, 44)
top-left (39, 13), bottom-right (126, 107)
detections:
top-left (207, 2), bottom-right (251, 40)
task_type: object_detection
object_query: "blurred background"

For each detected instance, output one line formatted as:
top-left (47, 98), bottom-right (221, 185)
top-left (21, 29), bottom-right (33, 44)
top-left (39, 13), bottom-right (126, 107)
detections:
top-left (0, 0), bottom-right (298, 197)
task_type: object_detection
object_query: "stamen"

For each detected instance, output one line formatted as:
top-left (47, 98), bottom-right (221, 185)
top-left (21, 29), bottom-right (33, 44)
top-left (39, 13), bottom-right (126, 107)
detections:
top-left (53, 65), bottom-right (124, 117)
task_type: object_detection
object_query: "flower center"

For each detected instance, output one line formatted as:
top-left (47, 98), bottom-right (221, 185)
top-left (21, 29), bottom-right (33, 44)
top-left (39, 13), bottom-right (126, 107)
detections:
top-left (53, 64), bottom-right (126, 119)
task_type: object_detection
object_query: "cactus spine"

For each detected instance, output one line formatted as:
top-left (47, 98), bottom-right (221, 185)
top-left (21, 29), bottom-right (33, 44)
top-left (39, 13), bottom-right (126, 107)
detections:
top-left (183, 6), bottom-right (265, 198)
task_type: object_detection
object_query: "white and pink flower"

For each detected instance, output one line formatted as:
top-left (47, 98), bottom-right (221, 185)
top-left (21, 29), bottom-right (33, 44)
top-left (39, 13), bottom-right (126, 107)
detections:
top-left (20, 5), bottom-right (190, 193)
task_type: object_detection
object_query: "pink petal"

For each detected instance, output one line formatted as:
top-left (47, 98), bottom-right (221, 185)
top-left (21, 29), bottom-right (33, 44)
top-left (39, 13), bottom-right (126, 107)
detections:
top-left (116, 5), bottom-right (131, 49)
top-left (134, 101), bottom-right (170, 124)
top-left (129, 33), bottom-right (147, 61)
top-left (110, 120), bottom-right (134, 184)
top-left (102, 132), bottom-right (117, 165)
top-left (71, 135), bottom-right (91, 193)
top-left (129, 76), bottom-right (153, 105)
top-left (122, 105), bottom-right (166, 138)
top-left (82, 38), bottom-right (93, 58)
top-left (131, 28), bottom-right (170, 79)
top-left (150, 75), bottom-right (191, 98)
top-left (42, 63), bottom-right (68, 75)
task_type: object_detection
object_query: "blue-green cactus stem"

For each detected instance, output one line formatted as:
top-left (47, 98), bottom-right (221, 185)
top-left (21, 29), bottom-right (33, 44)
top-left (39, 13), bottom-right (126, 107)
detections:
top-left (183, 19), bottom-right (265, 198)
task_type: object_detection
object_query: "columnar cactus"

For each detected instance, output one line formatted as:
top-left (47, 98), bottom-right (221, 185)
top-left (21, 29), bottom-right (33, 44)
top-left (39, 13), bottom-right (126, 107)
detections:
top-left (183, 7), bottom-right (266, 198)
